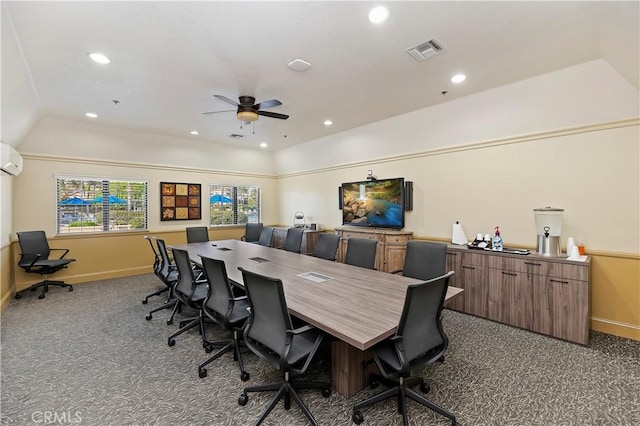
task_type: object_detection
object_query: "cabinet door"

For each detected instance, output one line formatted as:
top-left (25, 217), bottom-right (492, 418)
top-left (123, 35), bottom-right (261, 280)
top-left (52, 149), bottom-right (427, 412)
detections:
top-left (444, 251), bottom-right (464, 311)
top-left (272, 228), bottom-right (287, 249)
top-left (488, 269), bottom-right (533, 329)
top-left (383, 244), bottom-right (406, 273)
top-left (462, 264), bottom-right (489, 317)
top-left (552, 278), bottom-right (590, 344)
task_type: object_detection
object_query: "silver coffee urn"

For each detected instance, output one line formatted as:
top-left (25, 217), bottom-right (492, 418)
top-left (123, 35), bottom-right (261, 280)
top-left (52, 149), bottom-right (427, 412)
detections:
top-left (534, 207), bottom-right (564, 256)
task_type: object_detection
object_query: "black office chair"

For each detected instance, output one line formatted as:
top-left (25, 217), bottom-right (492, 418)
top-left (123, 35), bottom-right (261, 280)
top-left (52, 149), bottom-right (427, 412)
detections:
top-left (166, 248), bottom-right (208, 347)
top-left (391, 240), bottom-right (447, 280)
top-left (197, 256), bottom-right (250, 381)
top-left (257, 226), bottom-right (275, 247)
top-left (145, 237), bottom-right (179, 324)
top-left (311, 233), bottom-right (340, 261)
top-left (237, 267), bottom-right (331, 426)
top-left (283, 227), bottom-right (304, 253)
top-left (142, 235), bottom-right (168, 304)
top-left (352, 271), bottom-right (457, 426)
top-left (344, 238), bottom-right (377, 269)
top-left (186, 226), bottom-right (209, 243)
top-left (14, 231), bottom-right (75, 300)
top-left (241, 223), bottom-right (263, 243)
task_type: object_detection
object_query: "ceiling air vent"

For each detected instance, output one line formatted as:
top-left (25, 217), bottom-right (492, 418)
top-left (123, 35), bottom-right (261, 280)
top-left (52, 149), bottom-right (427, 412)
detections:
top-left (405, 37), bottom-right (447, 61)
top-left (229, 134), bottom-right (244, 139)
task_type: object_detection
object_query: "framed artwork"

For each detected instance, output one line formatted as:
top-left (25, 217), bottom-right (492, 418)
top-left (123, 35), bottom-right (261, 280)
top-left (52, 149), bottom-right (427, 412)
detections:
top-left (160, 182), bottom-right (201, 221)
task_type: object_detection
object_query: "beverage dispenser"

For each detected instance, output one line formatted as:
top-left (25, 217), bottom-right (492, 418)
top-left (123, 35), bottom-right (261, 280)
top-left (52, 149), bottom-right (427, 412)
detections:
top-left (534, 207), bottom-right (563, 256)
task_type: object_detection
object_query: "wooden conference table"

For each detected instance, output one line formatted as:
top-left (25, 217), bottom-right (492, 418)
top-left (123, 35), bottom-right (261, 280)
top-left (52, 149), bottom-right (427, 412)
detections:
top-left (171, 239), bottom-right (463, 397)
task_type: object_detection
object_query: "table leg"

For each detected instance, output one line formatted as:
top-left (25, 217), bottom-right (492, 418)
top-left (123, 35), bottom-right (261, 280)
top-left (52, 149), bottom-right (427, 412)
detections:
top-left (331, 340), bottom-right (370, 398)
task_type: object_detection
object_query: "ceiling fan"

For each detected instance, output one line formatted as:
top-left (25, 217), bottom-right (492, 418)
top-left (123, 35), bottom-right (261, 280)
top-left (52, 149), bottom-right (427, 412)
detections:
top-left (203, 95), bottom-right (289, 122)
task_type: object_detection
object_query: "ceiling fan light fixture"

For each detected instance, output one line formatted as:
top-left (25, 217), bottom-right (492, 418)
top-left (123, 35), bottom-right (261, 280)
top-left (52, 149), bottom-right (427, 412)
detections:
top-left (237, 110), bottom-right (259, 122)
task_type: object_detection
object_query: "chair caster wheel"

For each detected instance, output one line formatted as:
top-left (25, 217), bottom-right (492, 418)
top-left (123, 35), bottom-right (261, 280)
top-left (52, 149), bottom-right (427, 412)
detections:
top-left (369, 378), bottom-right (379, 389)
top-left (322, 388), bottom-right (331, 398)
top-left (38, 294), bottom-right (45, 299)
top-left (142, 299), bottom-right (148, 304)
top-left (166, 319), bottom-right (173, 325)
top-left (168, 339), bottom-right (176, 347)
top-left (240, 371), bottom-right (250, 382)
top-left (420, 383), bottom-right (431, 393)
top-left (204, 343), bottom-right (213, 353)
top-left (199, 368), bottom-right (207, 378)
top-left (145, 314), bottom-right (152, 321)
top-left (238, 393), bottom-right (248, 406)
top-left (68, 286), bottom-right (73, 292)
top-left (14, 294), bottom-right (22, 299)
top-left (438, 355), bottom-right (445, 363)
top-left (352, 410), bottom-right (364, 424)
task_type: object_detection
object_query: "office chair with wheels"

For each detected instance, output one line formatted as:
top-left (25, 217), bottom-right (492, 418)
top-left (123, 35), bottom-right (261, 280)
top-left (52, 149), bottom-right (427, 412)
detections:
top-left (283, 227), bottom-right (304, 253)
top-left (352, 271), bottom-right (457, 426)
top-left (186, 226), bottom-right (209, 243)
top-left (344, 238), bottom-right (377, 270)
top-left (197, 256), bottom-right (250, 381)
top-left (311, 233), bottom-right (340, 260)
top-left (15, 231), bottom-right (75, 300)
top-left (166, 247), bottom-right (208, 347)
top-left (391, 240), bottom-right (447, 280)
top-left (237, 267), bottom-right (331, 426)
top-left (145, 237), bottom-right (179, 323)
top-left (241, 223), bottom-right (263, 243)
top-left (257, 226), bottom-right (275, 247)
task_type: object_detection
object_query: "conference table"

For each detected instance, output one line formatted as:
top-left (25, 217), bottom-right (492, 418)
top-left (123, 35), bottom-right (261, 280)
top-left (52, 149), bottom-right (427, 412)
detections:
top-left (171, 239), bottom-right (463, 397)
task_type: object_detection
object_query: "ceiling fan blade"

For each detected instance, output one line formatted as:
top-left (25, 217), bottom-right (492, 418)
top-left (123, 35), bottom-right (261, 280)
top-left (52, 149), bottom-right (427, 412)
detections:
top-left (202, 109), bottom-right (235, 115)
top-left (214, 95), bottom-right (240, 107)
top-left (254, 99), bottom-right (282, 110)
top-left (258, 110), bottom-right (289, 120)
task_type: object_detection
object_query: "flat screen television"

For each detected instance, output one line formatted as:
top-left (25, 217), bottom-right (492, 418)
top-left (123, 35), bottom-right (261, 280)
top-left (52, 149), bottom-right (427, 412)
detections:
top-left (341, 177), bottom-right (405, 229)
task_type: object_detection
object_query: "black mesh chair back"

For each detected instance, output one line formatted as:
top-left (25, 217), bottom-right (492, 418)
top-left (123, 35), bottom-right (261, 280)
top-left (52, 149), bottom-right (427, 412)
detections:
top-left (242, 223), bottom-right (263, 243)
top-left (240, 269), bottom-right (291, 365)
top-left (344, 238), bottom-right (377, 269)
top-left (14, 230), bottom-right (75, 300)
top-left (171, 247), bottom-right (198, 301)
top-left (154, 237), bottom-right (177, 285)
top-left (257, 226), bottom-right (275, 247)
top-left (352, 271), bottom-right (456, 425)
top-left (186, 226), bottom-right (209, 243)
top-left (238, 267), bottom-right (331, 424)
top-left (283, 227), bottom-right (304, 253)
top-left (198, 256), bottom-right (250, 381)
top-left (402, 241), bottom-right (447, 281)
top-left (313, 233), bottom-right (340, 261)
top-left (145, 236), bottom-right (161, 276)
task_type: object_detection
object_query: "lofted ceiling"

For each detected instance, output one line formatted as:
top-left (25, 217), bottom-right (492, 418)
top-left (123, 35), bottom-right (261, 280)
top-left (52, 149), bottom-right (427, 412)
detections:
top-left (2, 1), bottom-right (639, 151)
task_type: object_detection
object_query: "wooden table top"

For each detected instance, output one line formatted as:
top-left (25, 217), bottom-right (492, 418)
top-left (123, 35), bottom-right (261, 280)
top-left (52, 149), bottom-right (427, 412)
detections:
top-left (170, 239), bottom-right (463, 351)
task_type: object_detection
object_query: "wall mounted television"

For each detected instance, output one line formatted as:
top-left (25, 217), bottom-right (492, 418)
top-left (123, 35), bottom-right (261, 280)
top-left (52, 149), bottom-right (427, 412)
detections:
top-left (341, 177), bottom-right (405, 229)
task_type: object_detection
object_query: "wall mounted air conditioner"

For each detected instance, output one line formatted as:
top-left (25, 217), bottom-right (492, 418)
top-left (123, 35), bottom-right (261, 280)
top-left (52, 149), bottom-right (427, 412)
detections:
top-left (0, 142), bottom-right (24, 176)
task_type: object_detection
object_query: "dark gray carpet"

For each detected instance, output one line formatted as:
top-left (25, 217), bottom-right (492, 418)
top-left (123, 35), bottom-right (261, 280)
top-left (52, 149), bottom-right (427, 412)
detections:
top-left (1, 274), bottom-right (639, 425)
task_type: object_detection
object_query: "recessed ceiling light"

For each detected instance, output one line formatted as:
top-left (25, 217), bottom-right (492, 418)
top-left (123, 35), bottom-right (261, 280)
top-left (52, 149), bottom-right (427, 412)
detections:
top-left (323, 120), bottom-right (333, 126)
top-left (260, 142), bottom-right (268, 148)
top-left (89, 53), bottom-right (110, 64)
top-left (451, 74), bottom-right (466, 83)
top-left (369, 6), bottom-right (389, 24)
top-left (190, 130), bottom-right (199, 135)
top-left (85, 112), bottom-right (97, 118)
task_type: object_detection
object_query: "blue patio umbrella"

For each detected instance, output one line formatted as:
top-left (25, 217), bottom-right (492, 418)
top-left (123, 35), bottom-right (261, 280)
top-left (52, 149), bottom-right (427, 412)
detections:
top-left (92, 195), bottom-right (126, 204)
top-left (60, 197), bottom-right (92, 205)
top-left (210, 194), bottom-right (233, 204)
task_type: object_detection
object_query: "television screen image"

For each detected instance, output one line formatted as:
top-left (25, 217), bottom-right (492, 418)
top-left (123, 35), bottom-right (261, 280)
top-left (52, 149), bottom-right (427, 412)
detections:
top-left (342, 177), bottom-right (404, 229)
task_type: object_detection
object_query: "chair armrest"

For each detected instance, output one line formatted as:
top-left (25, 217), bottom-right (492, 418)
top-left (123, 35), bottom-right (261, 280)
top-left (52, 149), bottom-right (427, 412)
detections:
top-left (288, 324), bottom-right (315, 335)
top-left (232, 295), bottom-right (248, 302)
top-left (49, 247), bottom-right (71, 259)
top-left (19, 253), bottom-right (43, 270)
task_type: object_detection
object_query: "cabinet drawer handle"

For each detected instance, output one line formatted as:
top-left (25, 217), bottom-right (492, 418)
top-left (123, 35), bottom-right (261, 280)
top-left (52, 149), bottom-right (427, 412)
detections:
top-left (524, 262), bottom-right (541, 266)
top-left (501, 271), bottom-right (517, 276)
top-left (549, 279), bottom-right (569, 284)
top-left (462, 266), bottom-right (475, 270)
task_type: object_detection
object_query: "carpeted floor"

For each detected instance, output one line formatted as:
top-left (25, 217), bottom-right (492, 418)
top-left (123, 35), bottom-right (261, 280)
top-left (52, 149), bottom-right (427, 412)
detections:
top-left (1, 274), bottom-right (639, 425)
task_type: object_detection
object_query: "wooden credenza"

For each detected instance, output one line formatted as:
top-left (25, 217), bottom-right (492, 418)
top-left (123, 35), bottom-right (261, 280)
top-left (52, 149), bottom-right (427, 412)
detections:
top-left (445, 245), bottom-right (591, 345)
top-left (334, 227), bottom-right (413, 273)
top-left (272, 227), bottom-right (322, 254)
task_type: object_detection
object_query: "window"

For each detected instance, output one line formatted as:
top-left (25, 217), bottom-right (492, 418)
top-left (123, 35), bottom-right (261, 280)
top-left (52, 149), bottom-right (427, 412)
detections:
top-left (209, 185), bottom-right (260, 226)
top-left (57, 177), bottom-right (148, 234)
